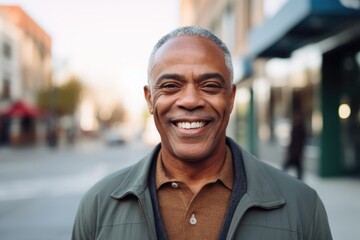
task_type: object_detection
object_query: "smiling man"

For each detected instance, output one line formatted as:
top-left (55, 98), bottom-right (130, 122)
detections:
top-left (72, 26), bottom-right (332, 240)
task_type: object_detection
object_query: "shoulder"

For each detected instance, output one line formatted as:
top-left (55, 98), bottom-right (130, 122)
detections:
top-left (241, 147), bottom-right (327, 225)
top-left (258, 162), bottom-right (331, 238)
top-left (82, 165), bottom-right (134, 201)
top-left (72, 150), bottom-right (157, 239)
top-left (228, 138), bottom-right (320, 214)
top-left (75, 163), bottom-right (137, 220)
top-left (77, 144), bottom-right (159, 212)
top-left (73, 155), bottom-right (152, 218)
top-left (72, 166), bottom-right (135, 238)
top-left (81, 152), bottom-right (154, 205)
top-left (246, 148), bottom-right (318, 204)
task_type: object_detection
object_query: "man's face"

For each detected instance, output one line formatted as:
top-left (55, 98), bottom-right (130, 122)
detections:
top-left (144, 36), bottom-right (236, 162)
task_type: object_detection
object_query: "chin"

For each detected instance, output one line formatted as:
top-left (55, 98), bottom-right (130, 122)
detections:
top-left (172, 144), bottom-right (213, 162)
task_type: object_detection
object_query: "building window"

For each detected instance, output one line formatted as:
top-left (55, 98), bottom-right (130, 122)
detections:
top-left (3, 42), bottom-right (12, 59)
top-left (222, 4), bottom-right (236, 52)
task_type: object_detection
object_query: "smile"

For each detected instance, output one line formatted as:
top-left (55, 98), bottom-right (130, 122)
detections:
top-left (176, 121), bottom-right (206, 129)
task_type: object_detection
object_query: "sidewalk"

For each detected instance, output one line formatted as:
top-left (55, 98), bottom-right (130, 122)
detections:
top-left (258, 141), bottom-right (360, 240)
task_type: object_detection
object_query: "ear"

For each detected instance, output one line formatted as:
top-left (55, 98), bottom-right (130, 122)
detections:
top-left (144, 85), bottom-right (154, 114)
top-left (229, 84), bottom-right (236, 113)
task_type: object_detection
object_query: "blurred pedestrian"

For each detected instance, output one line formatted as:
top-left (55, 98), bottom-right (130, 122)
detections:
top-left (283, 111), bottom-right (307, 180)
top-left (72, 26), bottom-right (331, 240)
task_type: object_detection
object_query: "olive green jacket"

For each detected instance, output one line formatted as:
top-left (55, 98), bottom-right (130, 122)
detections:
top-left (72, 138), bottom-right (332, 240)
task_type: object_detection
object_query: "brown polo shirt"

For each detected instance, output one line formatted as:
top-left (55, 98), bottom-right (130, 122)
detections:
top-left (156, 147), bottom-right (233, 240)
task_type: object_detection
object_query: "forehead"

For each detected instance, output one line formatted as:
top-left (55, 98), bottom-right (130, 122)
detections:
top-left (150, 36), bottom-right (227, 76)
top-left (154, 36), bottom-right (224, 60)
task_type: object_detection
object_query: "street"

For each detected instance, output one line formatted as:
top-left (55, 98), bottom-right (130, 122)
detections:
top-left (0, 139), bottom-right (153, 240)
top-left (0, 139), bottom-right (359, 240)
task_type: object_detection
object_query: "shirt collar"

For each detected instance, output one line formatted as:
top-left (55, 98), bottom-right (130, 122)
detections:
top-left (155, 146), bottom-right (234, 190)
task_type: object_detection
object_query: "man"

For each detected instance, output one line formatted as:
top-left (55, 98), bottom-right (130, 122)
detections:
top-left (72, 26), bottom-right (332, 240)
top-left (283, 111), bottom-right (307, 180)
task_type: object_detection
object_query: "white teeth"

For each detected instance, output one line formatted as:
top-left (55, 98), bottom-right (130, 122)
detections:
top-left (176, 122), bottom-right (206, 129)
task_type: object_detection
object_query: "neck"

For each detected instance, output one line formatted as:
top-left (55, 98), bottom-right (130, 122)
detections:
top-left (160, 145), bottom-right (227, 194)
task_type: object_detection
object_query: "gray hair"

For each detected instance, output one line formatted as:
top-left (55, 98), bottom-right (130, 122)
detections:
top-left (147, 25), bottom-right (233, 84)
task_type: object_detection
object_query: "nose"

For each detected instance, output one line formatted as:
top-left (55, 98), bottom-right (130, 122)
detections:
top-left (176, 84), bottom-right (205, 110)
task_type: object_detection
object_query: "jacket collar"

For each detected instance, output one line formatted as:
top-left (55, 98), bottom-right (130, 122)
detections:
top-left (111, 144), bottom-right (161, 199)
top-left (227, 138), bottom-right (285, 208)
top-left (111, 138), bottom-right (285, 209)
top-left (226, 139), bottom-right (286, 240)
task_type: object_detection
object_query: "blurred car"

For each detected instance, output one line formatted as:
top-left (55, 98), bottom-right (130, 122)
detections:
top-left (102, 127), bottom-right (126, 145)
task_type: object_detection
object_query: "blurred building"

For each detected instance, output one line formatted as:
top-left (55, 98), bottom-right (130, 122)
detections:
top-left (180, 0), bottom-right (360, 177)
top-left (0, 5), bottom-right (52, 145)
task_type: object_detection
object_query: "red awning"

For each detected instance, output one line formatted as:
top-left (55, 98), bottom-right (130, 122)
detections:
top-left (1, 101), bottom-right (39, 117)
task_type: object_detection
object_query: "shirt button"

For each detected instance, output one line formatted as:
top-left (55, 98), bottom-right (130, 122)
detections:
top-left (190, 214), bottom-right (197, 225)
top-left (171, 182), bottom-right (178, 189)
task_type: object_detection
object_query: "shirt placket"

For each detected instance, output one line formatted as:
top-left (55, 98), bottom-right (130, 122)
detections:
top-left (184, 181), bottom-right (218, 240)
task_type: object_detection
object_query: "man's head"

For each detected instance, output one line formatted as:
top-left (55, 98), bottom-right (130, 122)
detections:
top-left (144, 26), bottom-right (236, 162)
top-left (148, 26), bottom-right (234, 86)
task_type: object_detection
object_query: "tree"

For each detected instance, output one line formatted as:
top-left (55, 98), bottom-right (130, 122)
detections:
top-left (57, 76), bottom-right (83, 115)
top-left (37, 76), bottom-right (83, 116)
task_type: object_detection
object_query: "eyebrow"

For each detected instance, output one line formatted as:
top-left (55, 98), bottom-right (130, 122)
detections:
top-left (155, 72), bottom-right (226, 85)
top-left (155, 73), bottom-right (185, 84)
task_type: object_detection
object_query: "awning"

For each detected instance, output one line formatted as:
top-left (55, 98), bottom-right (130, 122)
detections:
top-left (249, 0), bottom-right (360, 58)
top-left (1, 101), bottom-right (39, 117)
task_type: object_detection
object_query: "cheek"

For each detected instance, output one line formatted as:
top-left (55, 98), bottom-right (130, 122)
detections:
top-left (151, 99), bottom-right (171, 128)
top-left (152, 93), bottom-right (176, 113)
top-left (212, 100), bottom-right (233, 127)
top-left (209, 95), bottom-right (231, 113)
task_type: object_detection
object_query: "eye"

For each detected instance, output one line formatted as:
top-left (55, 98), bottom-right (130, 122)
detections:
top-left (204, 83), bottom-right (221, 88)
top-left (162, 83), bottom-right (180, 89)
top-left (201, 81), bottom-right (223, 93)
top-left (157, 81), bottom-right (182, 93)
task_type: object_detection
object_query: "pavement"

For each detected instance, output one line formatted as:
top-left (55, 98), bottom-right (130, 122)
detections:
top-left (258, 141), bottom-right (360, 240)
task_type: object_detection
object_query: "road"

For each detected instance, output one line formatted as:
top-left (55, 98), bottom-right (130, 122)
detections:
top-left (0, 139), bottom-right (153, 240)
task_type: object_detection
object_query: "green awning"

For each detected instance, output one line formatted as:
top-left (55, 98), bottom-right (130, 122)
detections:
top-left (249, 0), bottom-right (360, 58)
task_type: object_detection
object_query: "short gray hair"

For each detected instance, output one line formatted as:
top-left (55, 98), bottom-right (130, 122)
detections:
top-left (148, 25), bottom-right (233, 83)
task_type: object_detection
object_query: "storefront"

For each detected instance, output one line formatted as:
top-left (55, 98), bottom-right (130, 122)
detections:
top-left (241, 0), bottom-right (360, 176)
top-left (0, 101), bottom-right (39, 145)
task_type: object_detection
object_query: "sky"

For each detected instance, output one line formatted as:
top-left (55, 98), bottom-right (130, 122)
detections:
top-left (0, 0), bottom-right (180, 123)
